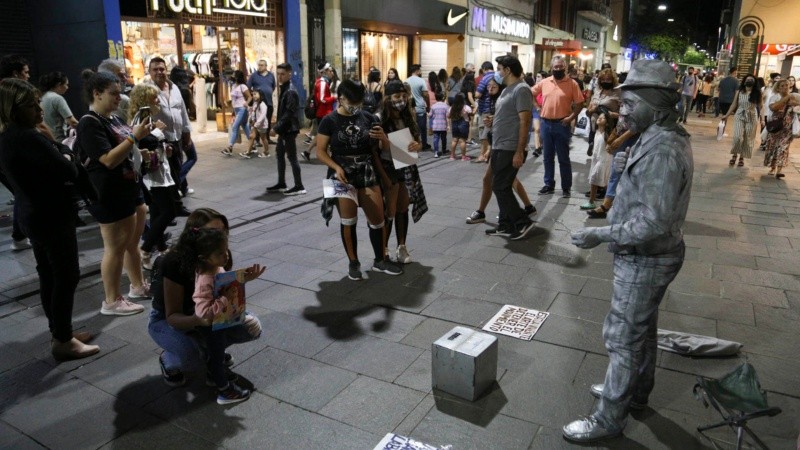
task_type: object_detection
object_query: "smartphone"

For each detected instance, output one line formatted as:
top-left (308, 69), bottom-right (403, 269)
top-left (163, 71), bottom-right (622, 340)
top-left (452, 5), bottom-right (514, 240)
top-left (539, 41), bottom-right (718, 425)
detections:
top-left (137, 106), bottom-right (151, 122)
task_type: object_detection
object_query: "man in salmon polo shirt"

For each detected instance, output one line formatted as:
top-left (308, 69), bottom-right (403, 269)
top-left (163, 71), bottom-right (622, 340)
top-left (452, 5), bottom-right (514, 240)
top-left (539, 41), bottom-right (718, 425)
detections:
top-left (531, 55), bottom-right (585, 198)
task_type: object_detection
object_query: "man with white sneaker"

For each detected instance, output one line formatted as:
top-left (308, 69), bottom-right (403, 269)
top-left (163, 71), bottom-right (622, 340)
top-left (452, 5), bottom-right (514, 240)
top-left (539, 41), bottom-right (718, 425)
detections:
top-left (566, 59), bottom-right (693, 443)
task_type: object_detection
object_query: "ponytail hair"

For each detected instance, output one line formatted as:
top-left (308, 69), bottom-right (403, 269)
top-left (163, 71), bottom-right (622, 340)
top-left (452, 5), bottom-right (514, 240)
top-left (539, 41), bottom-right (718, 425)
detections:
top-left (39, 71), bottom-right (68, 92)
top-left (174, 227), bottom-right (228, 277)
top-left (81, 69), bottom-right (119, 104)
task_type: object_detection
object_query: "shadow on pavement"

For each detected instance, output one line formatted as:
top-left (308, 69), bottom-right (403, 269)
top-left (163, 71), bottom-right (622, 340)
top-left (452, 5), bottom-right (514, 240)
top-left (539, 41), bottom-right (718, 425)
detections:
top-left (432, 381), bottom-right (508, 427)
top-left (303, 263), bottom-right (434, 341)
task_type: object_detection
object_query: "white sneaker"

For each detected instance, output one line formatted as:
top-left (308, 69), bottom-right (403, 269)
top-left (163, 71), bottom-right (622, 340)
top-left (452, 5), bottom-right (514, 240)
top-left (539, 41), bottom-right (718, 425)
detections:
top-left (10, 238), bottom-right (31, 251)
top-left (100, 296), bottom-right (145, 316)
top-left (185, 188), bottom-right (195, 196)
top-left (396, 245), bottom-right (411, 264)
top-left (128, 282), bottom-right (152, 299)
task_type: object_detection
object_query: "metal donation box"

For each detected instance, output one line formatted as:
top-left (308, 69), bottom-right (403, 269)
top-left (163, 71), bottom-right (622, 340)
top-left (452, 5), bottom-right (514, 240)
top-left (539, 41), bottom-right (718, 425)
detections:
top-left (431, 326), bottom-right (498, 401)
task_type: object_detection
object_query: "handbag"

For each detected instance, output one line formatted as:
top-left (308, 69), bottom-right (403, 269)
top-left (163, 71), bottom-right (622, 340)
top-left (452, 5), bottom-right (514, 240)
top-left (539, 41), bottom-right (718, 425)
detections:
top-left (765, 104), bottom-right (789, 133)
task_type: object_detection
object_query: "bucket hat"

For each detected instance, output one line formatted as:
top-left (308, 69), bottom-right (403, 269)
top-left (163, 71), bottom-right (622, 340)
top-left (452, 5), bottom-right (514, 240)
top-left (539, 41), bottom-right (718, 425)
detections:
top-left (619, 59), bottom-right (681, 91)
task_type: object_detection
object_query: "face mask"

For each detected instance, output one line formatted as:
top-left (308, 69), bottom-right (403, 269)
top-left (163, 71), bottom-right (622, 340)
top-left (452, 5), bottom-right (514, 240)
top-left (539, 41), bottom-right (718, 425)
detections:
top-left (552, 70), bottom-right (566, 80)
top-left (600, 82), bottom-right (614, 90)
top-left (493, 71), bottom-right (504, 86)
top-left (393, 100), bottom-right (407, 110)
top-left (744, 80), bottom-right (754, 87)
top-left (342, 103), bottom-right (361, 115)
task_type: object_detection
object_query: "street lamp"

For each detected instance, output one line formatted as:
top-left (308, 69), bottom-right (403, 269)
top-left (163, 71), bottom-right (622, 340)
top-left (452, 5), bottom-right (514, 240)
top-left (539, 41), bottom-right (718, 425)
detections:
top-left (658, 4), bottom-right (667, 11)
top-left (667, 18), bottom-right (674, 22)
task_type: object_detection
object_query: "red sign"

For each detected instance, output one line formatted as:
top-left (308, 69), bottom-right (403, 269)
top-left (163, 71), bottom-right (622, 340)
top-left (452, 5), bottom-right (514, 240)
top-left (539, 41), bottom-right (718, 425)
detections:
top-left (758, 44), bottom-right (800, 55)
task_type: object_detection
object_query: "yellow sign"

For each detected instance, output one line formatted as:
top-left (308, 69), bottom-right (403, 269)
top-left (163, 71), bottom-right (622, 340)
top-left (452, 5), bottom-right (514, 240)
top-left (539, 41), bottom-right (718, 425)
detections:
top-left (150, 0), bottom-right (268, 18)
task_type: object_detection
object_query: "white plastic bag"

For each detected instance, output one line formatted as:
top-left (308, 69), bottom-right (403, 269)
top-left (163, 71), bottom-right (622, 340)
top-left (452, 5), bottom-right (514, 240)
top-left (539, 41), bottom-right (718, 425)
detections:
top-left (793, 114), bottom-right (800, 137)
top-left (574, 108), bottom-right (590, 138)
top-left (716, 120), bottom-right (726, 141)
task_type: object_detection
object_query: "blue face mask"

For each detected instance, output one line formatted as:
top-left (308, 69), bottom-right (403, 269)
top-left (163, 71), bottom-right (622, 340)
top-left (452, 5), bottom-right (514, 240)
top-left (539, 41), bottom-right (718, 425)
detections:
top-left (493, 71), bottom-right (503, 86)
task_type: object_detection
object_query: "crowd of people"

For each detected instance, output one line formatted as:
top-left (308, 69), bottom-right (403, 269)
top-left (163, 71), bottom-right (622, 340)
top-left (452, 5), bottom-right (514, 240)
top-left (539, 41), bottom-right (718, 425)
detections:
top-left (1, 47), bottom-right (798, 424)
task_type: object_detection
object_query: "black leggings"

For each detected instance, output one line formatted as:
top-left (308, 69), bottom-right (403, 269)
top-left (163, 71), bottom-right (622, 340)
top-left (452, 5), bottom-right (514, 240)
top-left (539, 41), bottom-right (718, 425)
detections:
top-left (29, 225), bottom-right (79, 342)
top-left (141, 186), bottom-right (177, 252)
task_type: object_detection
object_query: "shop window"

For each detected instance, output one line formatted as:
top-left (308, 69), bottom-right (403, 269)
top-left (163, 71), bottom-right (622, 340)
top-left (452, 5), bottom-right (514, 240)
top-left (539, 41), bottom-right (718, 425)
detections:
top-left (359, 31), bottom-right (408, 83)
top-left (122, 21), bottom-right (180, 84)
top-left (342, 28), bottom-right (359, 81)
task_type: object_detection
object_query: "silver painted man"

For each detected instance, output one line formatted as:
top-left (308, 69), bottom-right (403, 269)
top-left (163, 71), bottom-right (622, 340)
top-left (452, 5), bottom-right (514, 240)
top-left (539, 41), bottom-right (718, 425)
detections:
top-left (563, 59), bottom-right (694, 443)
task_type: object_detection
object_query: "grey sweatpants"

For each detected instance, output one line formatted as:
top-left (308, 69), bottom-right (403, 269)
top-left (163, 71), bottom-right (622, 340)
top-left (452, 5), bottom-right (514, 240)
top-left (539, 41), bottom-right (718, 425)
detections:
top-left (594, 244), bottom-right (685, 430)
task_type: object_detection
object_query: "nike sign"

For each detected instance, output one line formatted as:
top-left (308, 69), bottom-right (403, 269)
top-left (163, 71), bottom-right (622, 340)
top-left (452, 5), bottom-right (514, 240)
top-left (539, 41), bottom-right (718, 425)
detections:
top-left (447, 9), bottom-right (468, 27)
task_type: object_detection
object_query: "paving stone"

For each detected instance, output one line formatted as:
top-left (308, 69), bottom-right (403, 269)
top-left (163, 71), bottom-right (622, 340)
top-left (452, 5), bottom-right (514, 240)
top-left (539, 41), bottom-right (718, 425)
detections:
top-left (755, 255), bottom-right (800, 276)
top-left (477, 283), bottom-right (559, 311)
top-left (393, 394), bottom-right (436, 436)
top-left (1, 376), bottom-right (148, 450)
top-left (314, 334), bottom-right (422, 382)
top-left (261, 261), bottom-right (329, 288)
top-left (667, 272), bottom-right (721, 297)
top-left (400, 317), bottom-right (463, 350)
top-left (255, 309), bottom-right (336, 357)
top-left (0, 420), bottom-right (46, 450)
top-left (421, 294), bottom-right (503, 328)
top-left (744, 353), bottom-right (800, 398)
top-left (718, 321), bottom-right (799, 361)
top-left (620, 407), bottom-right (712, 450)
top-left (394, 350), bottom-right (433, 393)
top-left (234, 347), bottom-right (357, 411)
top-left (664, 291), bottom-right (755, 326)
top-left (547, 293), bottom-right (609, 324)
top-left (98, 416), bottom-right (218, 450)
top-left (694, 248), bottom-right (758, 269)
top-left (353, 307), bottom-right (427, 343)
top-left (534, 314), bottom-right (606, 355)
top-left (716, 240), bottom-right (770, 257)
top-left (445, 258), bottom-right (531, 284)
top-left (712, 265), bottom-right (800, 291)
top-left (657, 310), bottom-right (717, 337)
top-left (520, 269), bottom-right (587, 295)
top-left (319, 376), bottom-right (426, 435)
top-left (763, 226), bottom-right (800, 238)
top-left (719, 281), bottom-right (788, 308)
top-left (740, 215), bottom-right (794, 228)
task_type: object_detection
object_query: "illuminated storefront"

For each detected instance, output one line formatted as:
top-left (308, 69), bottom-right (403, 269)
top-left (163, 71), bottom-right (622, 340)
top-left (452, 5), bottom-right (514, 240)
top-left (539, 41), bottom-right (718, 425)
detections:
top-left (466, 2), bottom-right (534, 72)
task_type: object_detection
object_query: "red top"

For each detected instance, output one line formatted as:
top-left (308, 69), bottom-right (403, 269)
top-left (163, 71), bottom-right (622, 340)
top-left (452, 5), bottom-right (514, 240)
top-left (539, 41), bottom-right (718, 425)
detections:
top-left (314, 76), bottom-right (336, 119)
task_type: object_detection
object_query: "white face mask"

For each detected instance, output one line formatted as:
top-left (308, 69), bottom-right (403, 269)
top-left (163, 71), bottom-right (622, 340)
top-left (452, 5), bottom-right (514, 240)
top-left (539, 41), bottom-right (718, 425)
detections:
top-left (392, 100), bottom-right (407, 110)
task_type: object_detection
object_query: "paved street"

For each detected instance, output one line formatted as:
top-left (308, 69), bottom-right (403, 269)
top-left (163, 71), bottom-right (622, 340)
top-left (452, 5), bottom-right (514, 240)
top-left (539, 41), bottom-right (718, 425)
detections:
top-left (0, 118), bottom-right (798, 449)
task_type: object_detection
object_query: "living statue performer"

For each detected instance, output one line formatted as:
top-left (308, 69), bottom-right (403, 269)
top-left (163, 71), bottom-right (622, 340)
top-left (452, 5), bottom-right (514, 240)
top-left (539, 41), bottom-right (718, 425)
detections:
top-left (563, 59), bottom-right (693, 443)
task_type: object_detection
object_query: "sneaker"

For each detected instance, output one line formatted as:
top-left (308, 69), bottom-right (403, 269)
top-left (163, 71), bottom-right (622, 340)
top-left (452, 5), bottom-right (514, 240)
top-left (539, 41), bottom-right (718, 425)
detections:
top-left (462, 155), bottom-right (472, 161)
top-left (466, 210), bottom-right (486, 224)
top-left (485, 227), bottom-right (512, 237)
top-left (434, 152), bottom-right (440, 158)
top-left (396, 245), bottom-right (412, 264)
top-left (185, 188), bottom-right (195, 196)
top-left (257, 152), bottom-right (270, 158)
top-left (100, 296), bottom-right (145, 316)
top-left (205, 368), bottom-right (239, 387)
top-left (128, 282), bottom-right (152, 299)
top-left (580, 202), bottom-right (596, 210)
top-left (141, 250), bottom-right (156, 271)
top-left (538, 186), bottom-right (555, 195)
top-left (283, 186), bottom-right (307, 196)
top-left (509, 222), bottom-right (535, 241)
top-left (159, 355), bottom-right (186, 387)
top-left (216, 383), bottom-right (251, 405)
top-left (238, 151), bottom-right (252, 159)
top-left (532, 148), bottom-right (542, 157)
top-left (348, 261), bottom-right (363, 281)
top-left (524, 204), bottom-right (537, 216)
top-left (224, 353), bottom-right (234, 367)
top-left (372, 258), bottom-right (403, 275)
top-left (562, 415), bottom-right (623, 443)
top-left (562, 190), bottom-right (571, 198)
top-left (220, 148), bottom-right (233, 156)
top-left (266, 183), bottom-right (287, 193)
top-left (301, 151), bottom-right (311, 161)
top-left (10, 238), bottom-right (31, 251)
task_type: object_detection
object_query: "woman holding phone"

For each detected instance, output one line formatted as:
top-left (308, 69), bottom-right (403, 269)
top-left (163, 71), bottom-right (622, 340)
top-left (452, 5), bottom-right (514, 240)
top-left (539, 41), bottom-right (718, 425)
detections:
top-left (316, 79), bottom-right (402, 280)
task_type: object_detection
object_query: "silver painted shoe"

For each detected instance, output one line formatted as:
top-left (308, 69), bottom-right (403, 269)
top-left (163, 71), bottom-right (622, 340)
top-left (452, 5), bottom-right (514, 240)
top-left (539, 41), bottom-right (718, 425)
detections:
top-left (589, 384), bottom-right (648, 411)
top-left (562, 415), bottom-right (623, 443)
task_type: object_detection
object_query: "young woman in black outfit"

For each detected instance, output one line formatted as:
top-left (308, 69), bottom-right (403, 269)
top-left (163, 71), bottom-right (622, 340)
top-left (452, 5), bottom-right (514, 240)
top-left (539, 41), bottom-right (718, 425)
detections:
top-left (316, 80), bottom-right (402, 280)
top-left (0, 78), bottom-right (99, 359)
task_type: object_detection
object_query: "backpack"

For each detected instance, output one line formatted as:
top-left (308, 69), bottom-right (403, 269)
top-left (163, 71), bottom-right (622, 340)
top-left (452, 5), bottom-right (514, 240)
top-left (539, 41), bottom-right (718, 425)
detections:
top-left (362, 86), bottom-right (378, 113)
top-left (448, 78), bottom-right (464, 104)
top-left (304, 84), bottom-right (318, 120)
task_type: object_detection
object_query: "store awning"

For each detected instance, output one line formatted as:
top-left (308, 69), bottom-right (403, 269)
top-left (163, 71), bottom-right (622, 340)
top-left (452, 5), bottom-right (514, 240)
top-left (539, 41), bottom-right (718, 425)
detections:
top-left (539, 39), bottom-right (582, 51)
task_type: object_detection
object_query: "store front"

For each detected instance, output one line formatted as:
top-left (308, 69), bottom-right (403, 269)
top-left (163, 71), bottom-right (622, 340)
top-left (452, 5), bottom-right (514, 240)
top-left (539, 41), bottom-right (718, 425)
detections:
top-left (604, 23), bottom-right (622, 70)
top-left (466, 2), bottom-right (534, 72)
top-left (757, 44), bottom-right (800, 78)
top-left (119, 0), bottom-right (286, 119)
top-left (338, 0), bottom-right (467, 82)
top-left (575, 16), bottom-right (604, 72)
top-left (535, 38), bottom-right (582, 73)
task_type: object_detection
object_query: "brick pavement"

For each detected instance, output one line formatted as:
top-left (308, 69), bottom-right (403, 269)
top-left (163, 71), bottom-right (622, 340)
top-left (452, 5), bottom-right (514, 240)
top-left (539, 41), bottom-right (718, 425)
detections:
top-left (0, 117), bottom-right (798, 449)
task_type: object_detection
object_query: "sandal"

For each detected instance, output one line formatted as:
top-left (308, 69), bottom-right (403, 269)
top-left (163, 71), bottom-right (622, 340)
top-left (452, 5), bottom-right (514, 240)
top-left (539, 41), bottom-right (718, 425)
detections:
top-left (580, 202), bottom-right (596, 210)
top-left (729, 156), bottom-right (736, 166)
top-left (776, 173), bottom-right (785, 179)
top-left (737, 158), bottom-right (744, 167)
top-left (587, 204), bottom-right (609, 219)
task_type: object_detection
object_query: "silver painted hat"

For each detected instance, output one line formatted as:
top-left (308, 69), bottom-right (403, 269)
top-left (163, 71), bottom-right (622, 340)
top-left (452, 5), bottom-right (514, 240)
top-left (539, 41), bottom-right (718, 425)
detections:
top-left (618, 59), bottom-right (681, 91)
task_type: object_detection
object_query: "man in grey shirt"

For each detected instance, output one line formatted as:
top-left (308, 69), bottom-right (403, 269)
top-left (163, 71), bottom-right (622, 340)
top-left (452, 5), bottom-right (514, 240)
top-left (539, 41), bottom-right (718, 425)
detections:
top-left (483, 55), bottom-right (534, 240)
top-left (564, 60), bottom-right (693, 443)
top-left (405, 64), bottom-right (430, 150)
top-left (717, 66), bottom-right (739, 116)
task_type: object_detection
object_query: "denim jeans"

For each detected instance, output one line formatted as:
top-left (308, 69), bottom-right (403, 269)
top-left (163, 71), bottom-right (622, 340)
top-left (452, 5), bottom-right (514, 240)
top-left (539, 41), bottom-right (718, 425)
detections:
top-left (540, 119), bottom-right (573, 190)
top-left (416, 113), bottom-right (429, 148)
top-left (178, 141), bottom-right (197, 194)
top-left (680, 94), bottom-right (693, 122)
top-left (432, 131), bottom-right (447, 153)
top-left (147, 308), bottom-right (261, 372)
top-left (594, 245), bottom-right (684, 430)
top-left (228, 107), bottom-right (251, 146)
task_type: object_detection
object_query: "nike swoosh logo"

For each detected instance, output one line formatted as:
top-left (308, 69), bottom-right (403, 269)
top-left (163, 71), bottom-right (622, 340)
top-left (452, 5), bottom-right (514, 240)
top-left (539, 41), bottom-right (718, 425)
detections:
top-left (447, 9), bottom-right (468, 27)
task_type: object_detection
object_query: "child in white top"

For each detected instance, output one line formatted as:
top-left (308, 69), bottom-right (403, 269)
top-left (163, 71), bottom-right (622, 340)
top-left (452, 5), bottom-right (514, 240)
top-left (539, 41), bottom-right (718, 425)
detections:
top-left (240, 89), bottom-right (271, 158)
top-left (582, 111), bottom-right (615, 210)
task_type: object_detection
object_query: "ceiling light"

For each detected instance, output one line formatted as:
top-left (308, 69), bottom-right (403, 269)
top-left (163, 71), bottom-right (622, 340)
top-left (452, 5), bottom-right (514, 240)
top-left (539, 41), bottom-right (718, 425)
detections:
top-left (667, 18), bottom-right (674, 22)
top-left (657, 4), bottom-right (667, 10)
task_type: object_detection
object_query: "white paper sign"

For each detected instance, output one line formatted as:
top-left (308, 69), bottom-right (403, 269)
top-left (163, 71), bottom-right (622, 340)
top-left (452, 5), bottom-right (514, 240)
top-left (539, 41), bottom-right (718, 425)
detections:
top-left (482, 305), bottom-right (549, 341)
top-left (388, 128), bottom-right (419, 169)
top-left (373, 433), bottom-right (441, 450)
top-left (322, 179), bottom-right (358, 205)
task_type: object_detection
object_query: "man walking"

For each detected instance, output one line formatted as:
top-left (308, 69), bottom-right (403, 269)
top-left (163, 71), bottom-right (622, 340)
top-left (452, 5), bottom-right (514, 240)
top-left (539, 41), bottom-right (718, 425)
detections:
top-left (147, 57), bottom-right (192, 216)
top-left (483, 55), bottom-right (534, 240)
top-left (247, 59), bottom-right (277, 144)
top-left (531, 55), bottom-right (584, 198)
top-left (405, 64), bottom-right (431, 150)
top-left (563, 59), bottom-right (693, 443)
top-left (679, 67), bottom-right (698, 124)
top-left (717, 66), bottom-right (738, 117)
top-left (267, 63), bottom-right (305, 196)
top-left (302, 62), bottom-right (336, 160)
top-left (474, 61), bottom-right (495, 161)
